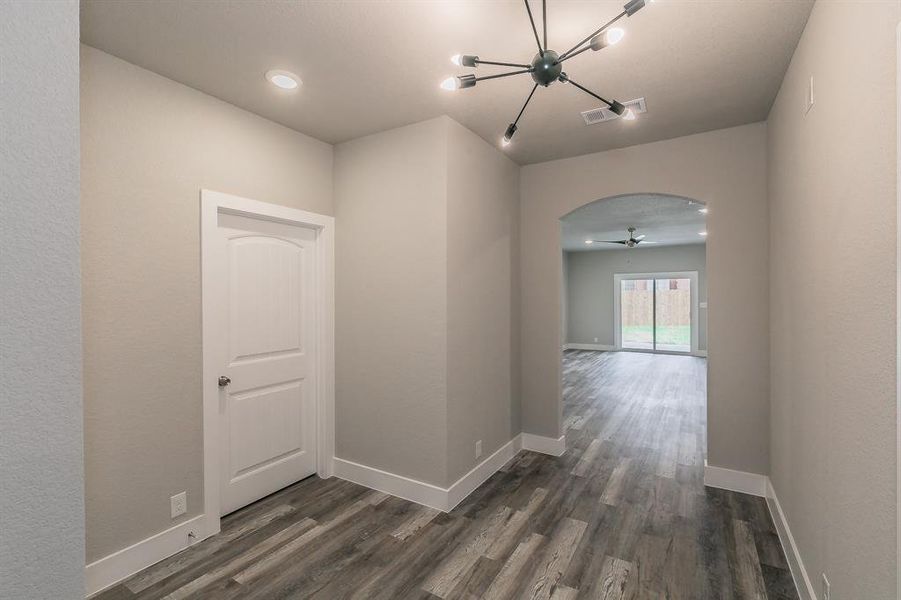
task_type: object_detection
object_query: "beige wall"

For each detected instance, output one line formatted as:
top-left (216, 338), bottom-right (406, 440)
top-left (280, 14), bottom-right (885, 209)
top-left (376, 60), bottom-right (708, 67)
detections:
top-left (335, 116), bottom-right (521, 488)
top-left (566, 244), bottom-right (707, 352)
top-left (1, 3), bottom-right (84, 596)
top-left (767, 2), bottom-right (899, 597)
top-left (520, 123), bottom-right (769, 474)
top-left (334, 117), bottom-right (450, 486)
top-left (81, 46), bottom-right (334, 562)
top-left (446, 119), bottom-right (520, 483)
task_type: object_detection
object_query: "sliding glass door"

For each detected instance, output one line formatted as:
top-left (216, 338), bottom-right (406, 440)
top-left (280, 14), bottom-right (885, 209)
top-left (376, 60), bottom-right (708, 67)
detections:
top-left (616, 272), bottom-right (697, 354)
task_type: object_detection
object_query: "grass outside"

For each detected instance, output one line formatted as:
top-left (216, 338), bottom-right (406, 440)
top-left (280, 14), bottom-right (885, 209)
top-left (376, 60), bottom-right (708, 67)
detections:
top-left (622, 325), bottom-right (690, 346)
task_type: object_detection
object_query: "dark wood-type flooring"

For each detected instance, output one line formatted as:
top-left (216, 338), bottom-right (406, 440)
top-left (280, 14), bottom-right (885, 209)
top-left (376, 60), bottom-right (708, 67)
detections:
top-left (96, 350), bottom-right (798, 599)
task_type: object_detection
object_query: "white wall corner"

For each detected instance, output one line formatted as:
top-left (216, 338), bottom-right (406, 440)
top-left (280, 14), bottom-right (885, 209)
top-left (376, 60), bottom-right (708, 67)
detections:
top-left (84, 514), bottom-right (213, 597)
top-left (521, 432), bottom-right (567, 457)
top-left (766, 479), bottom-right (817, 600)
top-left (703, 460), bottom-right (767, 497)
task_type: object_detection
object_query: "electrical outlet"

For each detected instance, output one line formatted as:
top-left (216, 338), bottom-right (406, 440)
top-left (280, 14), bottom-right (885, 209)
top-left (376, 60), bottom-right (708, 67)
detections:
top-left (170, 491), bottom-right (187, 519)
top-left (475, 440), bottom-right (483, 459)
top-left (821, 573), bottom-right (830, 600)
top-left (593, 337), bottom-right (598, 343)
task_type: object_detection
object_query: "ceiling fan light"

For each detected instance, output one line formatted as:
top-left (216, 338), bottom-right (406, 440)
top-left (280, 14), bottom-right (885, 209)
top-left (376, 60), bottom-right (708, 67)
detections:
top-left (624, 0), bottom-right (646, 16)
top-left (585, 240), bottom-right (594, 245)
top-left (450, 54), bottom-right (462, 66)
top-left (621, 108), bottom-right (636, 121)
top-left (699, 207), bottom-right (709, 214)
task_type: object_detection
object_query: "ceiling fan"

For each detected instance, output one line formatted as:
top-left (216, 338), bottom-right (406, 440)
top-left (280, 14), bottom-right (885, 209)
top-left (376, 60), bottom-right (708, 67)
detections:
top-left (585, 227), bottom-right (657, 248)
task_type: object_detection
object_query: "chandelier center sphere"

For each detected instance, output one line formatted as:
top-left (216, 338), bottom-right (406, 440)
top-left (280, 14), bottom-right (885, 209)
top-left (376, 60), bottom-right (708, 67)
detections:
top-left (530, 50), bottom-right (562, 87)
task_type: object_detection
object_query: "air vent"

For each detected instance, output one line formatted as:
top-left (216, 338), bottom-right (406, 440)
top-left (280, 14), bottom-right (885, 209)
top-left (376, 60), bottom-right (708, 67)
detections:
top-left (581, 97), bottom-right (647, 125)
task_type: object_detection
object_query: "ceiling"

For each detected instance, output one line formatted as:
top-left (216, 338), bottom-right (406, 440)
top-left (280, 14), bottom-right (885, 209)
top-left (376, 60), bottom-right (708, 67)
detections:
top-left (80, 0), bottom-right (813, 165)
top-left (561, 194), bottom-right (706, 251)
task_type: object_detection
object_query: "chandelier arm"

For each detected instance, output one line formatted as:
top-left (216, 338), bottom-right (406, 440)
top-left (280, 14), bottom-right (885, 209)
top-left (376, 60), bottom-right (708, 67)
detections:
top-left (555, 45), bottom-right (591, 64)
top-left (513, 84), bottom-right (540, 127)
top-left (557, 10), bottom-right (627, 62)
top-left (562, 76), bottom-right (615, 108)
top-left (542, 0), bottom-right (547, 51)
top-left (523, 0), bottom-right (544, 55)
top-left (475, 59), bottom-right (532, 68)
top-left (473, 68), bottom-right (533, 83)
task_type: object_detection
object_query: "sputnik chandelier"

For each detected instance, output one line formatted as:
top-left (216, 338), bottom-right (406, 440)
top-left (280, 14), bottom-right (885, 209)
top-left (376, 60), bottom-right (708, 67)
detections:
top-left (441, 0), bottom-right (650, 146)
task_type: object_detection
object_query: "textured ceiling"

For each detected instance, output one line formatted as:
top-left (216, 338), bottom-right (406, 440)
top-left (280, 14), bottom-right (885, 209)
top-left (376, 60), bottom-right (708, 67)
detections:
top-left (80, 0), bottom-right (813, 165)
top-left (561, 194), bottom-right (707, 251)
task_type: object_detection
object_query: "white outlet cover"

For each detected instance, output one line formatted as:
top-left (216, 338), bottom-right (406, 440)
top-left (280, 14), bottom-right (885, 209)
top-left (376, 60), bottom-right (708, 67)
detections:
top-left (475, 440), bottom-right (483, 458)
top-left (170, 491), bottom-right (187, 519)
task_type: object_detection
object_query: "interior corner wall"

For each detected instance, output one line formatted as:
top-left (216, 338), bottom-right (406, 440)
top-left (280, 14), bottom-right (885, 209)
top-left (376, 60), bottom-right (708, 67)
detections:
top-left (1, 2), bottom-right (84, 597)
top-left (766, 2), bottom-right (900, 596)
top-left (566, 244), bottom-right (708, 352)
top-left (445, 119), bottom-right (520, 484)
top-left (520, 122), bottom-right (769, 474)
top-left (80, 45), bottom-right (334, 563)
top-left (334, 117), bottom-right (450, 487)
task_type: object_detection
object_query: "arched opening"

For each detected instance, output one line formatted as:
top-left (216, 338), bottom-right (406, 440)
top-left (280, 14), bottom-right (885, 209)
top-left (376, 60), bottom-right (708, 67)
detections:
top-left (558, 192), bottom-right (709, 474)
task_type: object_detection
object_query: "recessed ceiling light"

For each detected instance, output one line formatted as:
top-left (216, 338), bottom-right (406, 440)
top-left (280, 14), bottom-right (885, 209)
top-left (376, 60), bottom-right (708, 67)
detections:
top-left (265, 69), bottom-right (300, 90)
top-left (698, 207), bottom-right (708, 214)
top-left (699, 231), bottom-right (708, 237)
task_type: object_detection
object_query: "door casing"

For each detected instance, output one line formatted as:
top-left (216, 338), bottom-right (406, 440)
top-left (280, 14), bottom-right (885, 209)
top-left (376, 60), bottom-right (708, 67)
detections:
top-left (200, 189), bottom-right (334, 538)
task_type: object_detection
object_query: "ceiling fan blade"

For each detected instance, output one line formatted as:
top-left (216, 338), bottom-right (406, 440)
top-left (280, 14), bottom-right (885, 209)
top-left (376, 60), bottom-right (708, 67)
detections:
top-left (638, 241), bottom-right (658, 244)
top-left (593, 240), bottom-right (628, 244)
top-left (634, 234), bottom-right (646, 240)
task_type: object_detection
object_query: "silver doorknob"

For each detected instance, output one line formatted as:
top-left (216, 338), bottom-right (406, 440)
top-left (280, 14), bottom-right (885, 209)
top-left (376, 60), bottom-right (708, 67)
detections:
top-left (218, 375), bottom-right (231, 387)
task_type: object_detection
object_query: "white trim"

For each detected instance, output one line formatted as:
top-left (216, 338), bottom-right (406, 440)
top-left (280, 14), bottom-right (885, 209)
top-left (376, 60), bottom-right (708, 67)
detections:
top-left (85, 515), bottom-right (209, 597)
top-left (446, 436), bottom-right (522, 510)
top-left (200, 189), bottom-right (335, 524)
top-left (896, 21), bottom-right (900, 599)
top-left (613, 271), bottom-right (699, 355)
top-left (521, 432), bottom-right (567, 457)
top-left (334, 435), bottom-right (523, 512)
top-left (766, 479), bottom-right (816, 600)
top-left (334, 457), bottom-right (448, 511)
top-left (703, 460), bottom-right (767, 497)
top-left (563, 343), bottom-right (614, 351)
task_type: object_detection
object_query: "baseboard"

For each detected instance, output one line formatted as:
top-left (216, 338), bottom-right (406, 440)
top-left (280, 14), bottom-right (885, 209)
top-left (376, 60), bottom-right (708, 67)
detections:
top-left (703, 460), bottom-right (768, 497)
top-left (334, 436), bottom-right (521, 512)
top-left (563, 343), bottom-right (614, 351)
top-left (766, 479), bottom-right (816, 600)
top-left (85, 514), bottom-right (211, 597)
top-left (445, 436), bottom-right (521, 510)
top-left (521, 432), bottom-right (567, 457)
top-left (333, 456), bottom-right (448, 511)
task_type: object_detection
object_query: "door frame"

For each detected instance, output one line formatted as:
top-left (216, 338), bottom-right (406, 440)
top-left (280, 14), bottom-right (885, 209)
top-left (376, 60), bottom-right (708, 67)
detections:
top-left (200, 189), bottom-right (334, 536)
top-left (613, 270), bottom-right (700, 356)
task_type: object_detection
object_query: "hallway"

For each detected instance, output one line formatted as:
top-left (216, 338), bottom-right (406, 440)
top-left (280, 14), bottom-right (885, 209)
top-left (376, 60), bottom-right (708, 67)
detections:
top-left (96, 351), bottom-right (797, 599)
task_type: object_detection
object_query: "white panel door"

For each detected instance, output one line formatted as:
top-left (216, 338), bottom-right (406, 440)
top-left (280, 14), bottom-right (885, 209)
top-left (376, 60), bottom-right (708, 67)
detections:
top-left (216, 212), bottom-right (317, 515)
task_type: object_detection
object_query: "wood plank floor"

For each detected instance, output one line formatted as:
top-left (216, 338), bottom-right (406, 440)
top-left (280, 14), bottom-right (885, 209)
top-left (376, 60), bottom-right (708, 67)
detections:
top-left (95, 350), bottom-right (798, 600)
